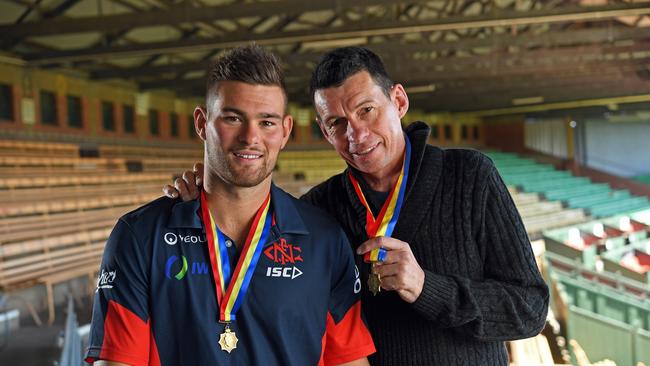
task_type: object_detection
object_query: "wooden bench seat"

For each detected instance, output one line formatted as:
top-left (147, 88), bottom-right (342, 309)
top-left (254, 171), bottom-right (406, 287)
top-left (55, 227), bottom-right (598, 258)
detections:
top-left (0, 172), bottom-right (171, 189)
top-left (100, 145), bottom-right (201, 160)
top-left (0, 182), bottom-right (163, 203)
top-left (0, 140), bottom-right (79, 158)
top-left (1, 217), bottom-right (116, 245)
top-left (523, 208), bottom-right (587, 234)
top-left (0, 191), bottom-right (160, 218)
top-left (0, 156), bottom-right (126, 170)
top-left (0, 206), bottom-right (133, 238)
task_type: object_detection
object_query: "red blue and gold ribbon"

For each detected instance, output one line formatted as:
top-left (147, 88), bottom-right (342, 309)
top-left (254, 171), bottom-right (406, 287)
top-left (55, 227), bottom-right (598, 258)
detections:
top-left (348, 136), bottom-right (411, 263)
top-left (200, 190), bottom-right (272, 322)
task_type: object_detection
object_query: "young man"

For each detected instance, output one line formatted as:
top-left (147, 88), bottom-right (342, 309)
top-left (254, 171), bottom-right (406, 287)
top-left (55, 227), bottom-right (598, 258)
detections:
top-left (166, 47), bottom-right (549, 365)
top-left (86, 45), bottom-right (374, 366)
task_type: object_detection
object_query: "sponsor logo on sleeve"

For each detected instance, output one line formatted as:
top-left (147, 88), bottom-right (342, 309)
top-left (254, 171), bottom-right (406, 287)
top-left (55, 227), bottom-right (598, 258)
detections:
top-left (96, 268), bottom-right (117, 291)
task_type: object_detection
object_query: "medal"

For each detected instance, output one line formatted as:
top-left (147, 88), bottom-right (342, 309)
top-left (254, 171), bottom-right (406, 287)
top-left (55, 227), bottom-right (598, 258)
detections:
top-left (218, 324), bottom-right (239, 353)
top-left (201, 190), bottom-right (273, 353)
top-left (349, 136), bottom-right (411, 295)
top-left (368, 266), bottom-right (381, 296)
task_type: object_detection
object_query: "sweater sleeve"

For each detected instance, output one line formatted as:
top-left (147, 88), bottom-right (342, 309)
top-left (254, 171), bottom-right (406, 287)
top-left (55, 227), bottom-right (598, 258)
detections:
top-left (410, 161), bottom-right (549, 341)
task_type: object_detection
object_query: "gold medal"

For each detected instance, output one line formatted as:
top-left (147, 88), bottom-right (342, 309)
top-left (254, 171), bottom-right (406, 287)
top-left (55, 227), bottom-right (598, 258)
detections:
top-left (368, 271), bottom-right (381, 296)
top-left (218, 326), bottom-right (239, 353)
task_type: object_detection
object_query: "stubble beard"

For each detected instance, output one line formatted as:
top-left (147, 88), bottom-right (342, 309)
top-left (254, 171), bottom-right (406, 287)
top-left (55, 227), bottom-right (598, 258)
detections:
top-left (208, 148), bottom-right (273, 188)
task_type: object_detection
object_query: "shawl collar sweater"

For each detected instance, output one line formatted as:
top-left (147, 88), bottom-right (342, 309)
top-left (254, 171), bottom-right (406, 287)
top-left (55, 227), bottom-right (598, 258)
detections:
top-left (302, 122), bottom-right (549, 365)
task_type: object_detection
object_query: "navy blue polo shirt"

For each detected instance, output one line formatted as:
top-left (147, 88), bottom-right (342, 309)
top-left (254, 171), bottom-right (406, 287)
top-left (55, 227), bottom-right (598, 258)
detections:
top-left (85, 184), bottom-right (374, 366)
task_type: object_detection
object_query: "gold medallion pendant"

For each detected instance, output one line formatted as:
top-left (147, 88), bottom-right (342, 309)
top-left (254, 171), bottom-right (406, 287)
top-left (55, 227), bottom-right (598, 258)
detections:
top-left (218, 327), bottom-right (239, 353)
top-left (368, 272), bottom-right (382, 296)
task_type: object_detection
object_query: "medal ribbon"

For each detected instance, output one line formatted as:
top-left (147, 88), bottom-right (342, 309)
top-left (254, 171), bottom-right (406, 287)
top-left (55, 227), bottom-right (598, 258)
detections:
top-left (200, 190), bottom-right (272, 322)
top-left (348, 137), bottom-right (411, 262)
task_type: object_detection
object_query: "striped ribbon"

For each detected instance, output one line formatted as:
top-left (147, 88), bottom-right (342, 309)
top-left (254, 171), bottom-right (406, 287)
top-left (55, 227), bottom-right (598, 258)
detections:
top-left (348, 137), bottom-right (411, 263)
top-left (200, 190), bottom-right (272, 322)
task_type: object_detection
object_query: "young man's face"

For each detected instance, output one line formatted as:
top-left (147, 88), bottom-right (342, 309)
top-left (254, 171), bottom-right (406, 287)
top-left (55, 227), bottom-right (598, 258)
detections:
top-left (314, 71), bottom-right (409, 178)
top-left (196, 81), bottom-right (292, 188)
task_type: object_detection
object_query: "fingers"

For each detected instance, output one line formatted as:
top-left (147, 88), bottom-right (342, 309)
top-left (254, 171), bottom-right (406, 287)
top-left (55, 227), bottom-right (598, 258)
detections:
top-left (173, 177), bottom-right (192, 201)
top-left (356, 236), bottom-right (406, 255)
top-left (162, 184), bottom-right (179, 199)
top-left (381, 249), bottom-right (409, 265)
top-left (373, 258), bottom-right (424, 302)
top-left (182, 170), bottom-right (199, 198)
top-left (192, 162), bottom-right (204, 185)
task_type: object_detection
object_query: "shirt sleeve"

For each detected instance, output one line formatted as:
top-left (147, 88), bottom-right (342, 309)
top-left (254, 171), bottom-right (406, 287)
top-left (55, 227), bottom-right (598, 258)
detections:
top-left (85, 218), bottom-right (154, 366)
top-left (320, 229), bottom-right (375, 366)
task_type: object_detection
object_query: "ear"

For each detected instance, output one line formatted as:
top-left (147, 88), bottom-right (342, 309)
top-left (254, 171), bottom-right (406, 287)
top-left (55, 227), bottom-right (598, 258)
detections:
top-left (280, 114), bottom-right (294, 149)
top-left (194, 106), bottom-right (207, 141)
top-left (391, 83), bottom-right (409, 119)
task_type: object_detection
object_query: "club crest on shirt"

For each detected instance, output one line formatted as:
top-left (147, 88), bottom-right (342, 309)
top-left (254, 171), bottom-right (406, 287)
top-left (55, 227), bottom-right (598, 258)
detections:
top-left (263, 238), bottom-right (303, 265)
top-left (264, 238), bottom-right (304, 280)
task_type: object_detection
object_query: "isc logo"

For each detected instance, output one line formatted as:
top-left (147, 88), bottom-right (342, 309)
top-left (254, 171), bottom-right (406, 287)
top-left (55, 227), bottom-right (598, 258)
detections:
top-left (265, 266), bottom-right (303, 280)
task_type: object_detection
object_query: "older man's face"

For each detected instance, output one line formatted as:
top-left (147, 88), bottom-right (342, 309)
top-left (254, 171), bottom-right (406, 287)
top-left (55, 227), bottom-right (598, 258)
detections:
top-left (314, 71), bottom-right (408, 179)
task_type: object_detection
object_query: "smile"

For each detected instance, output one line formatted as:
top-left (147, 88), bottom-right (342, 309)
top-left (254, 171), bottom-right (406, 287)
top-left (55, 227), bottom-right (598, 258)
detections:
top-left (352, 143), bottom-right (379, 156)
top-left (234, 152), bottom-right (262, 159)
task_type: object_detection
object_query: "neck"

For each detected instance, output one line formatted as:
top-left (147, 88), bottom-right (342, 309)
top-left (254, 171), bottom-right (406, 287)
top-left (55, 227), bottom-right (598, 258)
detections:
top-left (361, 139), bottom-right (406, 192)
top-left (204, 174), bottom-right (272, 247)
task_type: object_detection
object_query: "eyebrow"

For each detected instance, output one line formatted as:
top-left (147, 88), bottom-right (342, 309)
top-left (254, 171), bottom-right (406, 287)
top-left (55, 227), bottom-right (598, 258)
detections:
top-left (354, 99), bottom-right (375, 109)
top-left (323, 98), bottom-right (375, 124)
top-left (222, 107), bottom-right (282, 120)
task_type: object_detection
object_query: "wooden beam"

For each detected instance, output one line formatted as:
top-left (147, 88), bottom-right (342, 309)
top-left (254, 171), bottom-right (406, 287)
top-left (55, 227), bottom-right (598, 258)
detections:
top-left (1, 0), bottom-right (405, 38)
top-left (22, 3), bottom-right (650, 64)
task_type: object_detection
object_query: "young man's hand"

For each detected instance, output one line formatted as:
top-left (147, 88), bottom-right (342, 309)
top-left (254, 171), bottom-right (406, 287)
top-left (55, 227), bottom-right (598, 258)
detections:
top-left (163, 162), bottom-right (204, 201)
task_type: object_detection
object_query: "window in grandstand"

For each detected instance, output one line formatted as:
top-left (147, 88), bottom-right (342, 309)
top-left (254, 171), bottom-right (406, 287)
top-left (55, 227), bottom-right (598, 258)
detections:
top-left (461, 125), bottom-right (468, 140)
top-left (170, 112), bottom-right (179, 137)
top-left (473, 125), bottom-right (480, 140)
top-left (443, 124), bottom-right (452, 140)
top-left (67, 95), bottom-right (83, 128)
top-left (40, 90), bottom-right (58, 125)
top-left (311, 121), bottom-right (323, 140)
top-left (123, 105), bottom-right (135, 134)
top-left (102, 101), bottom-right (115, 131)
top-left (0, 83), bottom-right (13, 121)
top-left (149, 109), bottom-right (160, 136)
top-left (187, 115), bottom-right (196, 139)
top-left (430, 124), bottom-right (438, 139)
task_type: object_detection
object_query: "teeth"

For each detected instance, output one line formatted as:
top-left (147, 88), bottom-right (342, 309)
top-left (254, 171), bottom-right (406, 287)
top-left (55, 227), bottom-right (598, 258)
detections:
top-left (235, 153), bottom-right (261, 159)
top-left (354, 144), bottom-right (377, 155)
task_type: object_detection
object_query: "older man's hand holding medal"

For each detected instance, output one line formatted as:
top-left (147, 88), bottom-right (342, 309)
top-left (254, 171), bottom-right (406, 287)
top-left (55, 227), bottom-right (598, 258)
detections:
top-left (357, 236), bottom-right (425, 303)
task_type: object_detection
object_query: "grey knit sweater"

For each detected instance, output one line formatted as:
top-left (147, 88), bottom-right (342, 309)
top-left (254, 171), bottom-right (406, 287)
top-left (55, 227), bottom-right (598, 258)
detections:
top-left (302, 122), bottom-right (549, 366)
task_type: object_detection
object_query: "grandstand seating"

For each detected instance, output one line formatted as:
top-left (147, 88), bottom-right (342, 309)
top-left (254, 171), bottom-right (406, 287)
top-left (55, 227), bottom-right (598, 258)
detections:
top-left (0, 140), bottom-right (178, 323)
top-left (548, 266), bottom-right (650, 366)
top-left (542, 208), bottom-right (650, 366)
top-left (487, 152), bottom-right (650, 219)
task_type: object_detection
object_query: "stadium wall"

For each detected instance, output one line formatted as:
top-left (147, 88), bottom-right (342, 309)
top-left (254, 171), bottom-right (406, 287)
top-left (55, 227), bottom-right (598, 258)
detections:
top-left (583, 119), bottom-right (650, 178)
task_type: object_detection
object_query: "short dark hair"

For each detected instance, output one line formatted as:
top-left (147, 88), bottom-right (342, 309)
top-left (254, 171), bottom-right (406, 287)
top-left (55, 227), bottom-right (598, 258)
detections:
top-left (206, 44), bottom-right (286, 104)
top-left (309, 46), bottom-right (393, 101)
